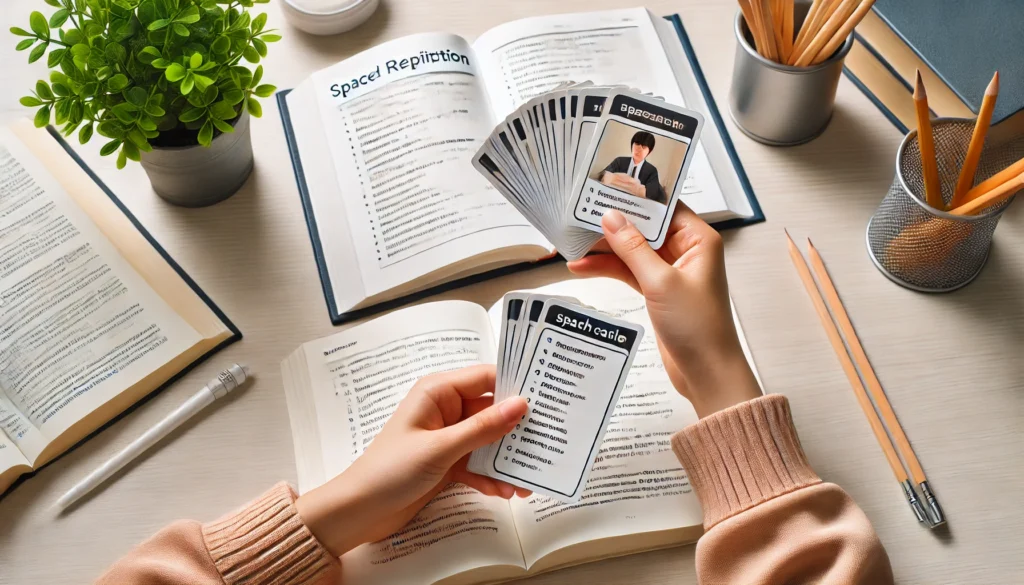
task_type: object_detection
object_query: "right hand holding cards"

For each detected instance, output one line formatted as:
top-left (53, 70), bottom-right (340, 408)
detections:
top-left (473, 86), bottom-right (704, 260)
top-left (468, 293), bottom-right (643, 503)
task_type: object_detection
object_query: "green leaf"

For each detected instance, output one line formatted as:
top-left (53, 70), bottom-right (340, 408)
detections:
top-left (35, 81), bottom-right (53, 100)
top-left (177, 6), bottom-right (201, 23)
top-left (189, 52), bottom-right (202, 69)
top-left (221, 89), bottom-right (244, 105)
top-left (116, 147), bottom-right (127, 169)
top-left (195, 61), bottom-right (217, 71)
top-left (100, 139), bottom-right (122, 156)
top-left (148, 19), bottom-right (170, 30)
top-left (10, 27), bottom-right (33, 37)
top-left (33, 105), bottom-right (50, 128)
top-left (260, 33), bottom-right (282, 42)
top-left (125, 87), bottom-right (148, 106)
top-left (49, 9), bottom-right (70, 27)
top-left (252, 38), bottom-right (267, 57)
top-left (16, 38), bottom-right (35, 51)
top-left (104, 43), bottom-right (127, 64)
top-left (70, 43), bottom-right (90, 56)
top-left (51, 82), bottom-right (70, 96)
top-left (251, 12), bottom-right (267, 33)
top-left (211, 36), bottom-right (230, 54)
top-left (46, 47), bottom-right (65, 67)
top-left (54, 99), bottom-right (70, 124)
top-left (197, 120), bottom-right (213, 146)
top-left (173, 23), bottom-right (190, 37)
top-left (192, 74), bottom-right (213, 91)
top-left (95, 67), bottom-right (112, 81)
top-left (111, 102), bottom-right (139, 122)
top-left (78, 122), bottom-right (93, 144)
top-left (179, 107), bottom-right (206, 123)
top-left (210, 101), bottom-right (236, 120)
top-left (97, 121), bottom-right (121, 138)
top-left (212, 117), bottom-right (234, 134)
top-left (145, 104), bottom-right (166, 117)
top-left (151, 58), bottom-right (172, 69)
top-left (123, 141), bottom-right (141, 161)
top-left (138, 116), bottom-right (158, 131)
top-left (139, 46), bottom-right (162, 63)
top-left (246, 96), bottom-right (262, 118)
top-left (29, 12), bottom-right (50, 37)
top-left (127, 129), bottom-right (149, 149)
top-left (242, 45), bottom-right (259, 63)
top-left (44, 0), bottom-right (62, 7)
top-left (107, 74), bottom-right (129, 91)
top-left (165, 62), bottom-right (187, 81)
top-left (180, 72), bottom-right (195, 95)
top-left (20, 96), bottom-right (43, 107)
top-left (63, 28), bottom-right (83, 45)
top-left (251, 64), bottom-right (263, 87)
top-left (28, 42), bottom-right (48, 64)
top-left (253, 84), bottom-right (276, 98)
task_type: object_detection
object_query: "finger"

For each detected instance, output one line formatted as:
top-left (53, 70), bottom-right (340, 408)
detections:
top-left (452, 471), bottom-right (507, 498)
top-left (514, 487), bottom-right (532, 498)
top-left (600, 210), bottom-right (673, 293)
top-left (462, 396), bottom-right (494, 419)
top-left (566, 254), bottom-right (641, 293)
top-left (418, 364), bottom-right (496, 401)
top-left (663, 202), bottom-right (719, 265)
top-left (435, 396), bottom-right (527, 463)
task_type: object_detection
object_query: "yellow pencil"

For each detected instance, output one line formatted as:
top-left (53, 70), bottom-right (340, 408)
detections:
top-left (810, 0), bottom-right (876, 65)
top-left (950, 72), bottom-right (1000, 209)
top-left (914, 71), bottom-right (944, 209)
top-left (950, 173), bottom-right (1024, 216)
top-left (792, 0), bottom-right (858, 67)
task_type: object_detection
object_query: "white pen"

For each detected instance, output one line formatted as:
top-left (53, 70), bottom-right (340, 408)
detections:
top-left (55, 363), bottom-right (252, 512)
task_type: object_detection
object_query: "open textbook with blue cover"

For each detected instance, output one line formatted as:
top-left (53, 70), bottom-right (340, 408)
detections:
top-left (279, 9), bottom-right (763, 324)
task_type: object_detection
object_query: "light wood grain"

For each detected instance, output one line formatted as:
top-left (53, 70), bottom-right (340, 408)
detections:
top-left (1, 1), bottom-right (1023, 584)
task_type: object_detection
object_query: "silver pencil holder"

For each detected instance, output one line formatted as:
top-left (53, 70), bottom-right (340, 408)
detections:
top-left (866, 119), bottom-right (1021, 292)
top-left (728, 1), bottom-right (853, 146)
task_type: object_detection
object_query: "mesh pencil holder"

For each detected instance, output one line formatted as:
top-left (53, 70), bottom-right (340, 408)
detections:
top-left (866, 118), bottom-right (1021, 292)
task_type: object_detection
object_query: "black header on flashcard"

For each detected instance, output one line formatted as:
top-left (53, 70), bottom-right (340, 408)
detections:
top-left (582, 95), bottom-right (606, 118)
top-left (528, 299), bottom-right (544, 322)
top-left (609, 94), bottom-right (698, 139)
top-left (544, 305), bottom-right (638, 350)
top-left (508, 299), bottom-right (523, 320)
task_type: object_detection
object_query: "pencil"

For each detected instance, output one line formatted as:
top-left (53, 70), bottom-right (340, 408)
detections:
top-left (771, 0), bottom-right (785, 60)
top-left (790, 0), bottom-right (832, 64)
top-left (785, 231), bottom-right (930, 524)
top-left (810, 0), bottom-right (875, 65)
top-left (781, 0), bottom-right (795, 63)
top-left (805, 238), bottom-right (945, 526)
top-left (757, 0), bottom-right (780, 61)
top-left (791, 0), bottom-right (823, 53)
top-left (914, 71), bottom-right (944, 209)
top-left (950, 72), bottom-right (1000, 208)
top-left (949, 173), bottom-right (1024, 216)
top-left (960, 155), bottom-right (1024, 204)
top-left (739, 0), bottom-right (768, 57)
top-left (792, 0), bottom-right (858, 67)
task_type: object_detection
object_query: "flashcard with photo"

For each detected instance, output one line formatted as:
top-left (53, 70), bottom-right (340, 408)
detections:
top-left (567, 91), bottom-right (704, 250)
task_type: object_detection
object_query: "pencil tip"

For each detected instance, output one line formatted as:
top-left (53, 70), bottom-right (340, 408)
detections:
top-left (914, 70), bottom-right (925, 98)
top-left (987, 71), bottom-right (999, 95)
top-left (806, 237), bottom-right (816, 250)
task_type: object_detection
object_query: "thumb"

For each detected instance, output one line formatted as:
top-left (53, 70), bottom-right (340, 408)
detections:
top-left (601, 210), bottom-right (672, 292)
top-left (437, 396), bottom-right (527, 463)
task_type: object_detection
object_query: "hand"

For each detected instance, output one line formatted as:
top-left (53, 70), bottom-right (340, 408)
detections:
top-left (295, 365), bottom-right (529, 557)
top-left (567, 207), bottom-right (760, 418)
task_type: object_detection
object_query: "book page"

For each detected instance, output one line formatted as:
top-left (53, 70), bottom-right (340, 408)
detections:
top-left (298, 301), bottom-right (526, 584)
top-left (489, 278), bottom-right (705, 567)
top-left (473, 8), bottom-right (731, 216)
top-left (0, 129), bottom-right (201, 456)
top-left (308, 32), bottom-right (549, 297)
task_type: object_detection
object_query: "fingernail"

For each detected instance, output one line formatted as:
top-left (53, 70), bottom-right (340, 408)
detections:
top-left (498, 397), bottom-right (526, 422)
top-left (603, 210), bottom-right (627, 234)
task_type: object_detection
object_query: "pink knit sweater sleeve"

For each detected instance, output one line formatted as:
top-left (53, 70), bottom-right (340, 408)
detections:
top-left (95, 482), bottom-right (339, 585)
top-left (672, 394), bottom-right (894, 584)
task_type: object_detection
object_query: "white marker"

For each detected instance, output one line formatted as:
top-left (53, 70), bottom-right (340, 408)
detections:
top-left (55, 364), bottom-right (252, 512)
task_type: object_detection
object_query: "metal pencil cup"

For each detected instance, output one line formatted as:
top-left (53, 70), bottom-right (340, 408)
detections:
top-left (728, 1), bottom-right (853, 146)
top-left (866, 119), bottom-right (1020, 292)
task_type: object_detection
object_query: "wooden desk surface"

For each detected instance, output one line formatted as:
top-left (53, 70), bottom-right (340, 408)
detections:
top-left (1, 1), bottom-right (1021, 583)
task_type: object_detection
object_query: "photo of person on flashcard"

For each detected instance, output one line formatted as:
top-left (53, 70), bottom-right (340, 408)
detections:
top-left (598, 131), bottom-right (666, 204)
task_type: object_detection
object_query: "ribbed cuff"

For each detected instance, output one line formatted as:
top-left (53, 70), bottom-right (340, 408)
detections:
top-left (672, 395), bottom-right (821, 529)
top-left (202, 482), bottom-right (339, 585)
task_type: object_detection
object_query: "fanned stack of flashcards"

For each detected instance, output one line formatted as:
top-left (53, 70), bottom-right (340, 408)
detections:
top-left (473, 85), bottom-right (705, 260)
top-left (468, 292), bottom-right (644, 503)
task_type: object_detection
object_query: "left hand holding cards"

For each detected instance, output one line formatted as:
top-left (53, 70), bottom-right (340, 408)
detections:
top-left (473, 86), bottom-right (704, 260)
top-left (468, 293), bottom-right (644, 503)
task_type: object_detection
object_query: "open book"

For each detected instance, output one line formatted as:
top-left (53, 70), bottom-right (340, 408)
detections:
top-left (0, 121), bottom-right (240, 495)
top-left (278, 9), bottom-right (763, 324)
top-left (282, 277), bottom-right (759, 584)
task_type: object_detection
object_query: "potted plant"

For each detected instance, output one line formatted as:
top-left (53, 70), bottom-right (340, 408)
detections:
top-left (11, 0), bottom-right (280, 207)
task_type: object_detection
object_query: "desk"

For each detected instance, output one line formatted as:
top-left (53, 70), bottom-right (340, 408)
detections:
top-left (0, 1), bottom-right (1021, 583)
